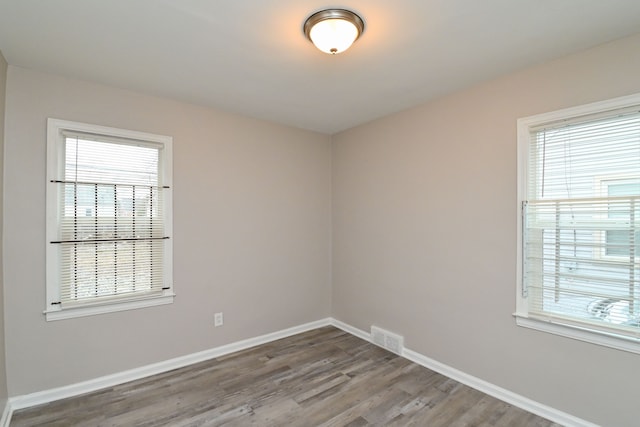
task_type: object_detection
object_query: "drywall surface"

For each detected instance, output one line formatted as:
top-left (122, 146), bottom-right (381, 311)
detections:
top-left (332, 33), bottom-right (640, 427)
top-left (3, 67), bottom-right (332, 395)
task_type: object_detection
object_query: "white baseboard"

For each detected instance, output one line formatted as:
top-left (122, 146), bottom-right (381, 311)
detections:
top-left (330, 318), bottom-right (370, 341)
top-left (0, 399), bottom-right (11, 427)
top-left (330, 319), bottom-right (596, 427)
top-left (5, 317), bottom-right (595, 427)
top-left (8, 318), bottom-right (332, 413)
top-left (402, 348), bottom-right (597, 427)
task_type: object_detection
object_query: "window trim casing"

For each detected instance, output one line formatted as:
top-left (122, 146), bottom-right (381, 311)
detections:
top-left (515, 92), bottom-right (640, 354)
top-left (45, 118), bottom-right (174, 321)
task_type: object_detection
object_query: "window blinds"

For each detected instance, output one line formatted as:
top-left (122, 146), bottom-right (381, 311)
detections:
top-left (523, 108), bottom-right (640, 337)
top-left (52, 133), bottom-right (168, 306)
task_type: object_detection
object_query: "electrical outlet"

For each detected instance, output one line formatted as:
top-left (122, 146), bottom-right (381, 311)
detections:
top-left (214, 312), bottom-right (224, 327)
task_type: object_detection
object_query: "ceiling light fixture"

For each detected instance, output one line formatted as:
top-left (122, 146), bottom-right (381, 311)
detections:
top-left (303, 9), bottom-right (364, 55)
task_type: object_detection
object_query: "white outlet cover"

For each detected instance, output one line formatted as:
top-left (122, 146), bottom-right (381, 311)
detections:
top-left (214, 313), bottom-right (223, 326)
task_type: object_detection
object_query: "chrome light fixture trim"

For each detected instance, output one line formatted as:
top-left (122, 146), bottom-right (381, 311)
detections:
top-left (303, 9), bottom-right (365, 54)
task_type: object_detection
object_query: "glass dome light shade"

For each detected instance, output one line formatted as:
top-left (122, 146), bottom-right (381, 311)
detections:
top-left (304, 9), bottom-right (364, 55)
top-left (309, 19), bottom-right (358, 54)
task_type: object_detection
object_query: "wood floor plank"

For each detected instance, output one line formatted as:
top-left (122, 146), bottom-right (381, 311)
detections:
top-left (10, 326), bottom-right (559, 426)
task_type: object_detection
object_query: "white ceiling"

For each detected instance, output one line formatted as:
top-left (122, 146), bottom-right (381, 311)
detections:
top-left (1, 1), bottom-right (639, 134)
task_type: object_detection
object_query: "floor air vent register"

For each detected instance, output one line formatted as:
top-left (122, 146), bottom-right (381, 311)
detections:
top-left (371, 326), bottom-right (404, 355)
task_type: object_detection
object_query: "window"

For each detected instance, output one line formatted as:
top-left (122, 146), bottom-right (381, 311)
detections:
top-left (516, 93), bottom-right (640, 353)
top-left (46, 119), bottom-right (173, 321)
top-left (601, 179), bottom-right (640, 257)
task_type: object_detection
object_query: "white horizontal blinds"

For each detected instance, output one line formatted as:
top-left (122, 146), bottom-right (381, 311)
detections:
top-left (55, 133), bottom-right (166, 306)
top-left (528, 109), bottom-right (640, 199)
top-left (524, 108), bottom-right (640, 336)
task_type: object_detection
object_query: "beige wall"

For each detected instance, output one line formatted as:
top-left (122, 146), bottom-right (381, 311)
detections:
top-left (0, 50), bottom-right (8, 410)
top-left (332, 33), bottom-right (640, 427)
top-left (3, 67), bottom-right (332, 395)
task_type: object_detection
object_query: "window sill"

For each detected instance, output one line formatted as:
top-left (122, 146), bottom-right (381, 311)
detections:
top-left (44, 293), bottom-right (175, 321)
top-left (514, 312), bottom-right (640, 355)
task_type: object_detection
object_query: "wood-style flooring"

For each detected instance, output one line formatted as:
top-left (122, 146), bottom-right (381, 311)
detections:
top-left (11, 326), bottom-right (560, 426)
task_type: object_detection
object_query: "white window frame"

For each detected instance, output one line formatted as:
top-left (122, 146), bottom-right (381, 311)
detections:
top-left (46, 119), bottom-right (174, 321)
top-left (516, 93), bottom-right (640, 354)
